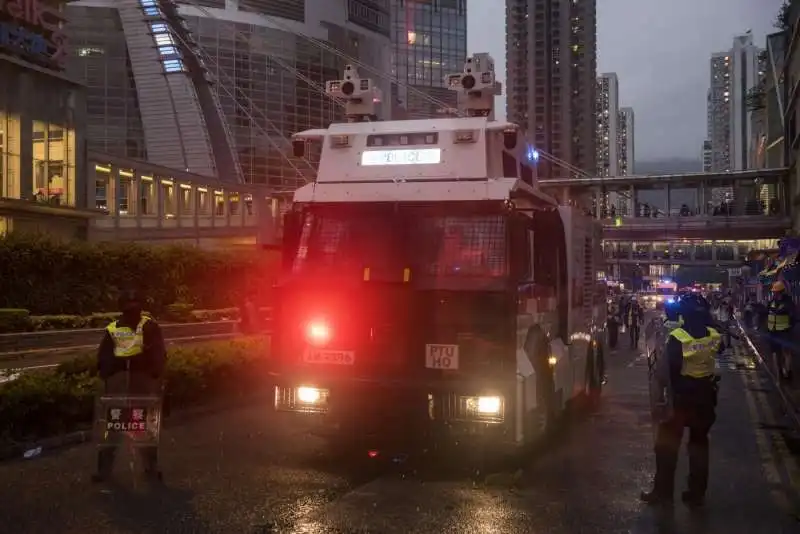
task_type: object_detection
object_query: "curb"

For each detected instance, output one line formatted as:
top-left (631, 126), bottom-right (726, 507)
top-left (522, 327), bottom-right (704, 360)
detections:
top-left (0, 389), bottom-right (273, 462)
top-left (737, 320), bottom-right (800, 431)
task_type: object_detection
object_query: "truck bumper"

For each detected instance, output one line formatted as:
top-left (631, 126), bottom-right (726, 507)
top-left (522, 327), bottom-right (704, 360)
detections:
top-left (272, 379), bottom-right (519, 452)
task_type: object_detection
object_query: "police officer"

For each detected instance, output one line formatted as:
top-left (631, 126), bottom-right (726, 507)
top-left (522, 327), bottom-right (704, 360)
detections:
top-left (627, 296), bottom-right (644, 348)
top-left (641, 293), bottom-right (722, 507)
top-left (92, 289), bottom-right (167, 483)
top-left (607, 300), bottom-right (620, 349)
top-left (767, 281), bottom-right (795, 381)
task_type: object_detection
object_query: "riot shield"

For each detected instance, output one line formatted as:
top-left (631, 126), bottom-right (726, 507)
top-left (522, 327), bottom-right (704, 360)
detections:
top-left (93, 372), bottom-right (163, 451)
top-left (643, 318), bottom-right (671, 441)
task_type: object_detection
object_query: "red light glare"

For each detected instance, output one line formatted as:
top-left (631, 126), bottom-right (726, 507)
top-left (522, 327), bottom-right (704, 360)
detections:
top-left (367, 450), bottom-right (380, 458)
top-left (305, 320), bottom-right (331, 346)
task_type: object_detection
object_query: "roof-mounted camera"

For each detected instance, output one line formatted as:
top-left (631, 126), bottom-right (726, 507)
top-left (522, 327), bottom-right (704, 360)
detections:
top-left (326, 64), bottom-right (382, 122)
top-left (445, 53), bottom-right (502, 118)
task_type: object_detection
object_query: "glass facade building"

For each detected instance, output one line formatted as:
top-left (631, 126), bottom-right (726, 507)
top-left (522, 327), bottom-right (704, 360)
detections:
top-left (64, 0), bottom-right (392, 188)
top-left (390, 0), bottom-right (467, 118)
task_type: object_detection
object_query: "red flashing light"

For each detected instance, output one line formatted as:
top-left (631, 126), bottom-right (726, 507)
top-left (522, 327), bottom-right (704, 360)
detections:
top-left (305, 319), bottom-right (331, 346)
top-left (367, 450), bottom-right (380, 458)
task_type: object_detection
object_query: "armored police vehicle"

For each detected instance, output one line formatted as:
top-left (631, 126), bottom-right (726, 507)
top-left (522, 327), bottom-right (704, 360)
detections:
top-left (270, 54), bottom-right (607, 458)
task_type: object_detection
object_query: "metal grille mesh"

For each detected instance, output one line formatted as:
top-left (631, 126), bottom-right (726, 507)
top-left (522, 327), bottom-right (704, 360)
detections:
top-left (412, 215), bottom-right (507, 277)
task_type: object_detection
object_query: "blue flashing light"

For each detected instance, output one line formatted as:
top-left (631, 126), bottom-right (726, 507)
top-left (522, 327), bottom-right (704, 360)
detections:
top-left (526, 146), bottom-right (539, 163)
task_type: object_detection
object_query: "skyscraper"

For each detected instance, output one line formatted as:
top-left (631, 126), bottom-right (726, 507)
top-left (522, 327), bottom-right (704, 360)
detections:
top-left (708, 52), bottom-right (731, 171)
top-left (506, 0), bottom-right (597, 179)
top-left (390, 0), bottom-right (467, 118)
top-left (730, 34), bottom-right (765, 170)
top-left (596, 73), bottom-right (619, 177)
top-left (707, 34), bottom-right (765, 172)
top-left (618, 107), bottom-right (634, 175)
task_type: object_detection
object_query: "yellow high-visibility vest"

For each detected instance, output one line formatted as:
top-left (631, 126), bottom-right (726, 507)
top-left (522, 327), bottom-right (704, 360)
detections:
top-left (669, 327), bottom-right (720, 378)
top-left (106, 316), bottom-right (150, 358)
top-left (767, 300), bottom-right (791, 332)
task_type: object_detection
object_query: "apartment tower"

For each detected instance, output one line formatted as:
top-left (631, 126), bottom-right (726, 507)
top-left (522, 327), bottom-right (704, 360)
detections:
top-left (596, 73), bottom-right (619, 176)
top-left (618, 107), bottom-right (634, 175)
top-left (707, 33), bottom-right (765, 172)
top-left (506, 0), bottom-right (597, 178)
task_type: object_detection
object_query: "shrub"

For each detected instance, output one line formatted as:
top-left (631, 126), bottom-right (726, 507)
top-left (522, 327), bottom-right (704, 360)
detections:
top-left (0, 309), bottom-right (30, 333)
top-left (0, 233), bottom-right (280, 315)
top-left (164, 303), bottom-right (195, 322)
top-left (191, 307), bottom-right (241, 322)
top-left (0, 336), bottom-right (271, 444)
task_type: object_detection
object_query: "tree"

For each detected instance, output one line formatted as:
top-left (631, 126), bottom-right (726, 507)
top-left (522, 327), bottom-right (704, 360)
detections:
top-left (776, 0), bottom-right (791, 30)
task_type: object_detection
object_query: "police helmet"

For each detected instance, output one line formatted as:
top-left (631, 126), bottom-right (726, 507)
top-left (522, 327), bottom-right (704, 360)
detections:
top-left (679, 293), bottom-right (707, 316)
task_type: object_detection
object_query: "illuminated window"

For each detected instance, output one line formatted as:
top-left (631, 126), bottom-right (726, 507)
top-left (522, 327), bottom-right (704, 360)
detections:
top-left (407, 31), bottom-right (417, 44)
top-left (162, 59), bottom-right (185, 73)
top-left (140, 0), bottom-right (159, 15)
top-left (117, 173), bottom-right (132, 215)
top-left (77, 47), bottom-right (104, 57)
top-left (150, 23), bottom-right (168, 33)
top-left (158, 46), bottom-right (179, 56)
top-left (161, 180), bottom-right (175, 217)
top-left (0, 110), bottom-right (21, 199)
top-left (94, 166), bottom-right (109, 210)
top-left (140, 178), bottom-right (154, 215)
top-left (30, 121), bottom-right (76, 206)
top-left (198, 189), bottom-right (209, 214)
top-left (154, 33), bottom-right (174, 46)
top-left (179, 185), bottom-right (193, 214)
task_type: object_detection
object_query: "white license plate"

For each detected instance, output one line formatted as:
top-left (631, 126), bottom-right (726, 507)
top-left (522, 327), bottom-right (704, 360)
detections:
top-left (425, 344), bottom-right (459, 370)
top-left (304, 349), bottom-right (355, 365)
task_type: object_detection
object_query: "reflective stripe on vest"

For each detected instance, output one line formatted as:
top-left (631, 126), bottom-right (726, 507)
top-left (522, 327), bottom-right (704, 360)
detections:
top-left (768, 301), bottom-right (791, 332)
top-left (669, 327), bottom-right (720, 378)
top-left (107, 316), bottom-right (150, 358)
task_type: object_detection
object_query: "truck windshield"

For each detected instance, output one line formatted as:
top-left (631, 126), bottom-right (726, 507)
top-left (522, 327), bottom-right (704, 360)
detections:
top-left (289, 209), bottom-right (508, 284)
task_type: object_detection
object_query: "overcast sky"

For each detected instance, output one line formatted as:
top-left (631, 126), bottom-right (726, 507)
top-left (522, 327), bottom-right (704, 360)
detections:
top-left (467, 0), bottom-right (782, 162)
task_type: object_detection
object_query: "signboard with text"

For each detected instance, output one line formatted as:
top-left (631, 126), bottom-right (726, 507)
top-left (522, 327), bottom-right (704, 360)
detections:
top-left (0, 0), bottom-right (68, 71)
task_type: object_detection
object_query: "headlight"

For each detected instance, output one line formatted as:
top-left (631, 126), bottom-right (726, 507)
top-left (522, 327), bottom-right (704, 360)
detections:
top-left (297, 386), bottom-right (323, 404)
top-left (274, 386), bottom-right (329, 413)
top-left (476, 396), bottom-right (502, 414)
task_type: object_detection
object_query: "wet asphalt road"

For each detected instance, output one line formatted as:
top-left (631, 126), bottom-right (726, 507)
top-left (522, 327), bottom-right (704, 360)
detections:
top-left (0, 342), bottom-right (798, 533)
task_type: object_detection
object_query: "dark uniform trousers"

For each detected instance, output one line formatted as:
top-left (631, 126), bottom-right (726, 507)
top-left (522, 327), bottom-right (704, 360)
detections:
top-left (97, 372), bottom-right (161, 476)
top-left (653, 381), bottom-right (718, 497)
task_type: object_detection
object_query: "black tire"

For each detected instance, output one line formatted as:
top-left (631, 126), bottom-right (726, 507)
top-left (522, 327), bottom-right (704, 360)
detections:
top-left (586, 343), bottom-right (603, 404)
top-left (525, 327), bottom-right (557, 435)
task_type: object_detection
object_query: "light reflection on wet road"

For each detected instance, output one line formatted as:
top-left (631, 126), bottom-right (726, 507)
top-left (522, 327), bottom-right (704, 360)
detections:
top-left (0, 343), bottom-right (798, 533)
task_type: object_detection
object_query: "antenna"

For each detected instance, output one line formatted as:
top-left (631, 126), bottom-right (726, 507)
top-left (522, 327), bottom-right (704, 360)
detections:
top-left (445, 53), bottom-right (502, 118)
top-left (325, 64), bottom-right (383, 123)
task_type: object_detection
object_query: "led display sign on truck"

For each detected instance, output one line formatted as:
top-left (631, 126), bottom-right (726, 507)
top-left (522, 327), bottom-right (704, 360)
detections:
top-left (360, 148), bottom-right (442, 166)
top-left (0, 0), bottom-right (68, 71)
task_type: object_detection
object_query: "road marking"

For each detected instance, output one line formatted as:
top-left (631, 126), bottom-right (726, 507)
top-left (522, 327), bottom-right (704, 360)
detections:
top-left (741, 369), bottom-right (794, 512)
top-left (748, 372), bottom-right (800, 500)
